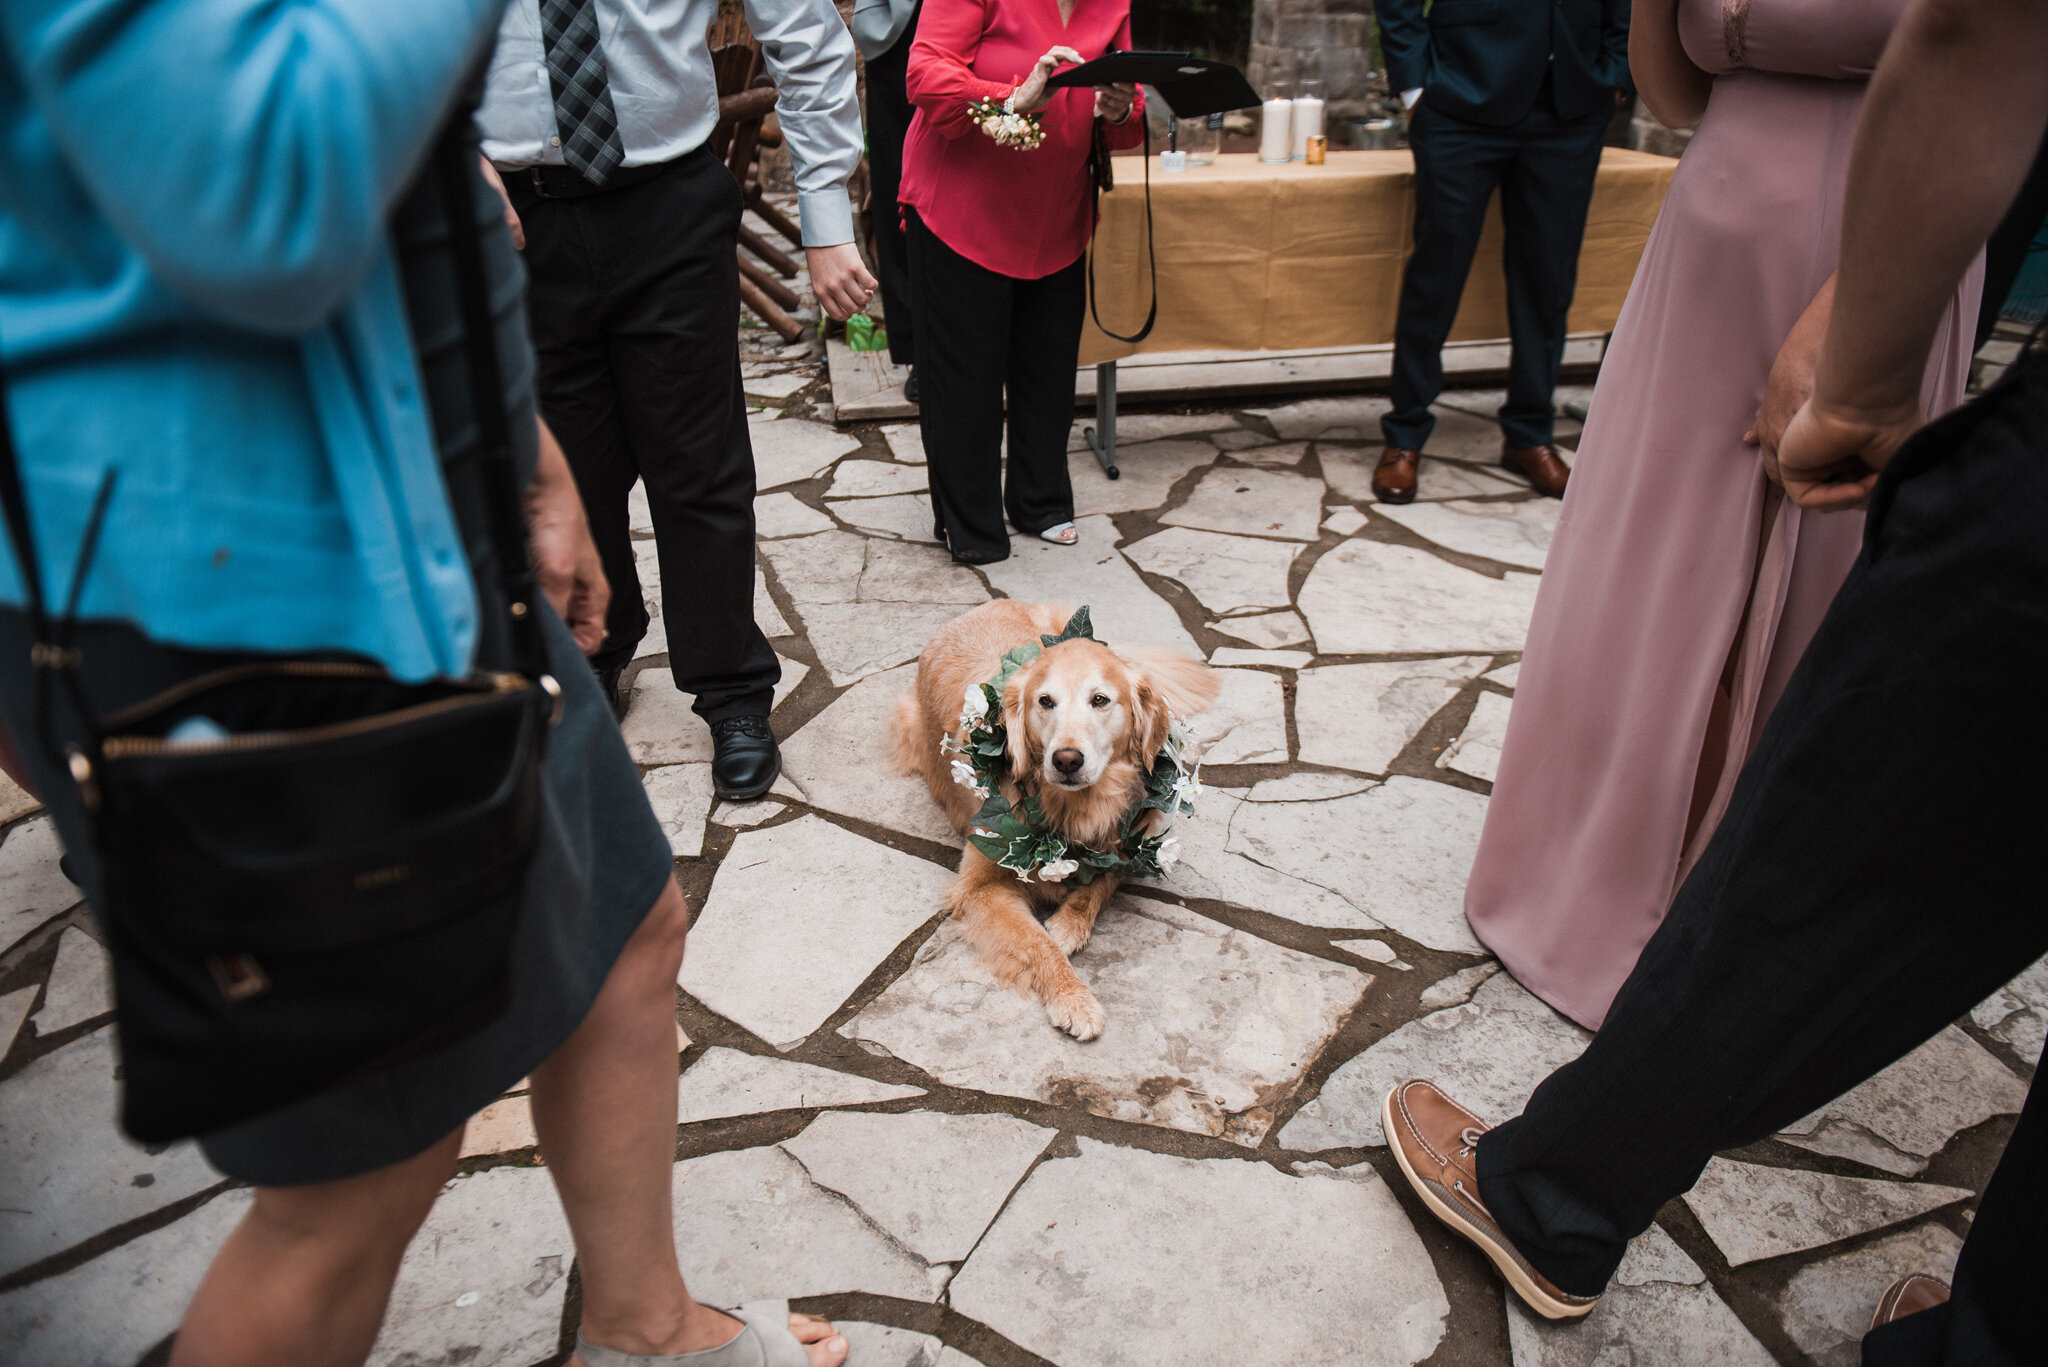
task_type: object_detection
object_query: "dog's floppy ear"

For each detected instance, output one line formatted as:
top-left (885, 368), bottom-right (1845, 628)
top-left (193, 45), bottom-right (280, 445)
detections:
top-left (1126, 674), bottom-right (1172, 769)
top-left (1115, 645), bottom-right (1221, 718)
top-left (1001, 659), bottom-right (1043, 781)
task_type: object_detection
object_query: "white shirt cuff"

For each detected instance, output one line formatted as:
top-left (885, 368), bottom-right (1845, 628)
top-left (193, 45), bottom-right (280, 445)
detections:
top-left (796, 190), bottom-right (856, 249)
top-left (1401, 87), bottom-right (1423, 110)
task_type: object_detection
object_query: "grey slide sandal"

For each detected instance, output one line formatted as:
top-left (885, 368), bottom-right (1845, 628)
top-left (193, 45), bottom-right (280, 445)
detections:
top-left (574, 1300), bottom-right (815, 1367)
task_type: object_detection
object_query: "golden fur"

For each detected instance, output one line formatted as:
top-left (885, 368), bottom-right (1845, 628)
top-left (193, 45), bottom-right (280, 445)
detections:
top-left (893, 601), bottom-right (1218, 1038)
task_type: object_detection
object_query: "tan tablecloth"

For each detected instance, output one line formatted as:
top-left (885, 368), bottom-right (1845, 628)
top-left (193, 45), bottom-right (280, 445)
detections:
top-left (1078, 148), bottom-right (1675, 367)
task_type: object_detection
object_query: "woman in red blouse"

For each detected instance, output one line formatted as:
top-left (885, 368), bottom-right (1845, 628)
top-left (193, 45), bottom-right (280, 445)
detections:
top-left (900, 0), bottom-right (1145, 563)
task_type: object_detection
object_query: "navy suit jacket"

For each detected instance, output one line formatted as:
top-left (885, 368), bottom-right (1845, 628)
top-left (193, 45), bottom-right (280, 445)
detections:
top-left (1378, 0), bottom-right (1632, 127)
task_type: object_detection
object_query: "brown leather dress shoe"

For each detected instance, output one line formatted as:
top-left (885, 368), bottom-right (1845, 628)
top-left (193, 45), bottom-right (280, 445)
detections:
top-left (1383, 1080), bottom-right (1600, 1321)
top-left (1501, 442), bottom-right (1571, 499)
top-left (1870, 1274), bottom-right (1951, 1330)
top-left (1373, 446), bottom-right (1421, 504)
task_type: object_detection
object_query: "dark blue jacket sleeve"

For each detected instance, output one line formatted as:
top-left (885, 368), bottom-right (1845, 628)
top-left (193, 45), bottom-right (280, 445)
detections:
top-left (1375, 0), bottom-right (1431, 95)
top-left (1600, 0), bottom-right (1634, 93)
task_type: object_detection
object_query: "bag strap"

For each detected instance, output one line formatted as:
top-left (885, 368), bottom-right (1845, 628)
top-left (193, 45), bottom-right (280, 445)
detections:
top-left (434, 128), bottom-right (552, 683)
top-left (1087, 100), bottom-right (1157, 345)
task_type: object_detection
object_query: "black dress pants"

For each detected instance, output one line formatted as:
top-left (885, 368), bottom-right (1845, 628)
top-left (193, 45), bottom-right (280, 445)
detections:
top-left (1475, 348), bottom-right (2048, 1365)
top-left (907, 210), bottom-right (1084, 562)
top-left (864, 13), bottom-right (919, 368)
top-left (1383, 83), bottom-right (1608, 452)
top-left (508, 147), bottom-right (777, 722)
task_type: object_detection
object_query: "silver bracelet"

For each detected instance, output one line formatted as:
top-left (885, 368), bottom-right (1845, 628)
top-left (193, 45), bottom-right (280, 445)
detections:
top-left (1003, 92), bottom-right (1018, 116)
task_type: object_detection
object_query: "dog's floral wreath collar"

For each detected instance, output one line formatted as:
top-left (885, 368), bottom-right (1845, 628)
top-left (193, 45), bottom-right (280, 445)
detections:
top-left (942, 606), bottom-right (1200, 888)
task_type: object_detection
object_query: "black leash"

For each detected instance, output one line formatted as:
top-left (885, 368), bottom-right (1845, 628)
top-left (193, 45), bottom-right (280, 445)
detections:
top-left (1086, 98), bottom-right (1157, 345)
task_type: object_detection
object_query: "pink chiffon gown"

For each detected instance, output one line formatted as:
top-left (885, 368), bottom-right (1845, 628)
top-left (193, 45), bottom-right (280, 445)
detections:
top-left (1464, 0), bottom-right (1981, 1030)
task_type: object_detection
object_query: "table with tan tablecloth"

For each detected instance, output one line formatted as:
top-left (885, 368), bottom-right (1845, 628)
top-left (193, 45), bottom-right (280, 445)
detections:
top-left (1078, 148), bottom-right (1676, 367)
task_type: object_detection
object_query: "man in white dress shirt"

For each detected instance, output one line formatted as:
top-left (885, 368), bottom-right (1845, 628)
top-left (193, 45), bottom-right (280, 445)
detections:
top-left (476, 0), bottom-right (873, 800)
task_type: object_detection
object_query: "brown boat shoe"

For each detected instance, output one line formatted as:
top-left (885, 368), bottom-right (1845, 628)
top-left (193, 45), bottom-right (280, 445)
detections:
top-left (1372, 446), bottom-right (1421, 504)
top-left (1383, 1079), bottom-right (1600, 1321)
top-left (1871, 1274), bottom-right (1950, 1330)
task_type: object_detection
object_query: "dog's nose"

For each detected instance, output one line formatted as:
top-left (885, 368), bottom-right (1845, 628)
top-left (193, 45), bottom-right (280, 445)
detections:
top-left (1052, 747), bottom-right (1085, 776)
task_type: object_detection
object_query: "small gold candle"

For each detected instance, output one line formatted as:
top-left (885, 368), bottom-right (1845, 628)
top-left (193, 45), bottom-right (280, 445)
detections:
top-left (1304, 135), bottom-right (1327, 165)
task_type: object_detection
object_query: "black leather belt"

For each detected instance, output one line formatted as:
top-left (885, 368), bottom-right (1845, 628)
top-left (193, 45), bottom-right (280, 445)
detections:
top-left (499, 150), bottom-right (694, 200)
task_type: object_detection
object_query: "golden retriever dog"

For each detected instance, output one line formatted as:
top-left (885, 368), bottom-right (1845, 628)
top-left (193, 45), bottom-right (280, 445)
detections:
top-left (894, 601), bottom-right (1218, 1039)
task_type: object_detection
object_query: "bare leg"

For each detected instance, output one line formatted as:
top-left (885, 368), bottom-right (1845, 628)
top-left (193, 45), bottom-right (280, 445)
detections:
top-left (171, 1128), bottom-right (463, 1367)
top-left (530, 879), bottom-right (846, 1367)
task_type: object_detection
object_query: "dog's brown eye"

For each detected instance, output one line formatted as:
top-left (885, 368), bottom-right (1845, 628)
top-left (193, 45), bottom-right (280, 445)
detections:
top-left (1090, 693), bottom-right (1110, 708)
top-left (1038, 694), bottom-right (1055, 709)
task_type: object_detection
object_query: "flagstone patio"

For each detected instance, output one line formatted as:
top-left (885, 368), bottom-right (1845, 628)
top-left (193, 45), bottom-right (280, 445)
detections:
top-left (0, 304), bottom-right (2040, 1366)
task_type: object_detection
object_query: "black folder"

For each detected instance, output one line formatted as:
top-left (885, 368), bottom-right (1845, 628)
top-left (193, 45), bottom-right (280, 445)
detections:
top-left (1044, 51), bottom-right (1260, 119)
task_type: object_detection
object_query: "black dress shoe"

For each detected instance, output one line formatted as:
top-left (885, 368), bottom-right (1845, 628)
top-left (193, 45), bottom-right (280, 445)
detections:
top-left (710, 715), bottom-right (781, 800)
top-left (904, 366), bottom-right (920, 404)
top-left (594, 663), bottom-right (627, 721)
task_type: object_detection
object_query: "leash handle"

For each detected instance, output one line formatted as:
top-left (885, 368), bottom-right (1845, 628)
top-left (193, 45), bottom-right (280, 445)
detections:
top-left (1086, 94), bottom-right (1157, 345)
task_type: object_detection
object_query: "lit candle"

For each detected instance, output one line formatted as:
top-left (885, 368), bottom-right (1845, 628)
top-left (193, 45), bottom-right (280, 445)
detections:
top-left (1290, 94), bottom-right (1325, 160)
top-left (1259, 97), bottom-right (1294, 163)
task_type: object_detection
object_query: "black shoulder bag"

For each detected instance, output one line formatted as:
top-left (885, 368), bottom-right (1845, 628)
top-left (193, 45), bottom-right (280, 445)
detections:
top-left (1086, 90), bottom-right (1158, 344)
top-left (0, 130), bottom-right (560, 1144)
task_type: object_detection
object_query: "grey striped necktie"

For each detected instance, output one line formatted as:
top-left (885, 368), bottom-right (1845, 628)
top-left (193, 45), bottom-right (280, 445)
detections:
top-left (539, 0), bottom-right (626, 185)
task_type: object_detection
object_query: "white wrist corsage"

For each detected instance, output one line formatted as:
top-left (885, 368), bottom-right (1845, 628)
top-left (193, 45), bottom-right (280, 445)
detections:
top-left (970, 96), bottom-right (1046, 149)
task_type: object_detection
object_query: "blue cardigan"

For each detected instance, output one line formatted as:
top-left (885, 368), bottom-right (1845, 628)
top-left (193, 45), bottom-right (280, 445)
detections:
top-left (0, 0), bottom-right (507, 682)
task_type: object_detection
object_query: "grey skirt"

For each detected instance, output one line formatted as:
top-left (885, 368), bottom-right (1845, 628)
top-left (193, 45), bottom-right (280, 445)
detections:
top-left (0, 602), bottom-right (674, 1186)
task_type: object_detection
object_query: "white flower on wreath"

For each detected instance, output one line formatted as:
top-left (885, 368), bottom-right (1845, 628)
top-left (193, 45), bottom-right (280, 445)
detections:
top-left (1036, 859), bottom-right (1079, 882)
top-left (1156, 836), bottom-right (1181, 873)
top-left (950, 758), bottom-right (984, 793)
top-left (1170, 764), bottom-right (1204, 809)
top-left (959, 684), bottom-right (989, 728)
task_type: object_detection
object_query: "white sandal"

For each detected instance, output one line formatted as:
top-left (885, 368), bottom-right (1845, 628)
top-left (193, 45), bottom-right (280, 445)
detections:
top-left (575, 1301), bottom-right (819, 1366)
top-left (1038, 522), bottom-right (1079, 545)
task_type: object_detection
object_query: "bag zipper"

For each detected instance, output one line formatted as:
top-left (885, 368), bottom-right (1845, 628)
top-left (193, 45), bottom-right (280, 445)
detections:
top-left (98, 672), bottom-right (531, 759)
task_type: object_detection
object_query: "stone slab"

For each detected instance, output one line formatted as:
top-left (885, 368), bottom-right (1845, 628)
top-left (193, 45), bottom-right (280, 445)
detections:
top-left (951, 1141), bottom-right (1447, 1367)
top-left (1296, 658), bottom-right (1492, 775)
top-left (826, 459), bottom-right (929, 499)
top-left (1321, 452), bottom-right (1519, 505)
top-left (368, 1166), bottom-right (573, 1367)
top-left (671, 1141), bottom-right (950, 1303)
top-left (1210, 428), bottom-right (1268, 451)
top-left (1, 818), bottom-right (78, 958)
top-left (1279, 971), bottom-right (1589, 1151)
top-left (681, 815), bottom-right (948, 1049)
top-left (1227, 776), bottom-right (1492, 952)
top-left (1483, 661), bottom-right (1522, 690)
top-left (1161, 467), bottom-right (1327, 542)
top-left (1235, 440), bottom-right (1311, 468)
top-left (1777, 1026), bottom-right (2029, 1176)
top-left (1209, 647), bottom-right (1312, 670)
top-left (1376, 499), bottom-right (1558, 572)
top-left (644, 763), bottom-right (716, 858)
top-left (0, 1028), bottom-right (224, 1278)
top-left (1194, 668), bottom-right (1288, 766)
top-left (1247, 773), bottom-right (1375, 801)
top-left (777, 663), bottom-right (960, 845)
top-left (882, 424), bottom-right (926, 464)
top-left (676, 1046), bottom-right (924, 1125)
top-left (757, 570), bottom-right (794, 638)
top-left (1322, 506), bottom-right (1368, 536)
top-left (756, 491), bottom-right (835, 538)
top-left (1504, 1276), bottom-right (1775, 1367)
top-left (1299, 540), bottom-right (1541, 655)
top-left (630, 480), bottom-right (652, 533)
top-left (1245, 396), bottom-right (1393, 441)
top-left (0, 771), bottom-right (39, 825)
top-left (30, 926), bottom-right (112, 1035)
top-left (1779, 1224), bottom-right (1965, 1367)
top-left (977, 515), bottom-right (1201, 658)
top-left (843, 900), bottom-right (1370, 1145)
top-left (1122, 527), bottom-right (1301, 617)
top-left (744, 372), bottom-right (811, 399)
top-left (1416, 961), bottom-right (1502, 1012)
top-left (1972, 955), bottom-right (2048, 1065)
top-left (1682, 1159), bottom-right (1971, 1266)
top-left (1208, 609), bottom-right (1310, 649)
top-left (1440, 689), bottom-right (1514, 784)
top-left (838, 1322), bottom-right (944, 1367)
top-left (1069, 439), bottom-right (1215, 518)
top-left (0, 1188), bottom-right (252, 1367)
top-left (713, 798), bottom-right (787, 828)
top-left (751, 417), bottom-right (862, 491)
top-left (783, 1110), bottom-right (1055, 1262)
top-left (623, 658), bottom-right (807, 765)
top-left (1150, 786), bottom-right (1379, 930)
top-left (0, 986), bottom-right (34, 1060)
top-left (1071, 413), bottom-right (1239, 449)
top-left (460, 1096), bottom-right (538, 1157)
top-left (833, 493), bottom-right (941, 543)
top-left (759, 532), bottom-right (988, 686)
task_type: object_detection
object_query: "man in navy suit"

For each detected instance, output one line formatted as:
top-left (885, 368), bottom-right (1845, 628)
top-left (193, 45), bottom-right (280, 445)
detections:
top-left (1370, 0), bottom-right (1631, 504)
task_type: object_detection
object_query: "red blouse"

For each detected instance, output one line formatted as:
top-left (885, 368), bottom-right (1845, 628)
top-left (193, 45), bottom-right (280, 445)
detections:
top-left (900, 0), bottom-right (1147, 280)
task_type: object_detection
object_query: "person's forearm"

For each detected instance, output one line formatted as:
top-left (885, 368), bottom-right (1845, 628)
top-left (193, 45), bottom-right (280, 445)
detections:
top-left (1814, 0), bottom-right (2048, 417)
top-left (1628, 0), bottom-right (1710, 128)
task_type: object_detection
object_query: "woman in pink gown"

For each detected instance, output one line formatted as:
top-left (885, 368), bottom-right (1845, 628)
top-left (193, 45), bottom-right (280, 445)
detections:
top-left (1465, 0), bottom-right (1981, 1029)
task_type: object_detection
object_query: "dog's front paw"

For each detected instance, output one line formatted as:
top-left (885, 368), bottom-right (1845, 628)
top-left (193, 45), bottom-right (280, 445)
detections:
top-left (1044, 983), bottom-right (1106, 1040)
top-left (1045, 908), bottom-right (1094, 958)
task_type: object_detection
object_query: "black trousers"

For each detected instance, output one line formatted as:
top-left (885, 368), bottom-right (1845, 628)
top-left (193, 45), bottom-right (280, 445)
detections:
top-left (1476, 348), bottom-right (2048, 1365)
top-left (1383, 84), bottom-right (1607, 452)
top-left (907, 210), bottom-right (1084, 562)
top-left (864, 14), bottom-right (919, 368)
top-left (508, 147), bottom-right (777, 722)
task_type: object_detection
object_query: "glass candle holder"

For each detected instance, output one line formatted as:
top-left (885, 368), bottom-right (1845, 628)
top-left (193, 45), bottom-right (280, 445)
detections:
top-left (1259, 82), bottom-right (1295, 164)
top-left (1291, 79), bottom-right (1326, 161)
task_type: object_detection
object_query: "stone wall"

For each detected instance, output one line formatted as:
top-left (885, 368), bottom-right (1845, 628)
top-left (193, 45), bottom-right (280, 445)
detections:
top-left (1248, 0), bottom-right (1382, 121)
